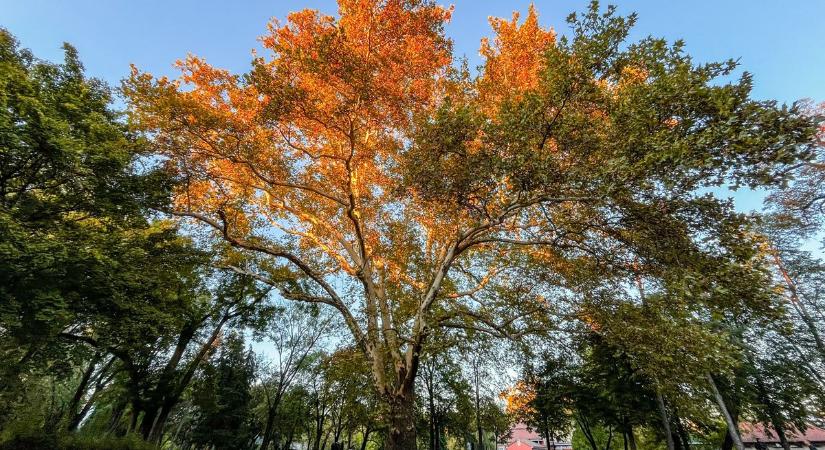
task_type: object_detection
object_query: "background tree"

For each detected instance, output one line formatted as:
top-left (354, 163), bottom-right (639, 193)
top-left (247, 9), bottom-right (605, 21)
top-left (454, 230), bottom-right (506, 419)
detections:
top-left (258, 302), bottom-right (330, 450)
top-left (187, 331), bottom-right (257, 450)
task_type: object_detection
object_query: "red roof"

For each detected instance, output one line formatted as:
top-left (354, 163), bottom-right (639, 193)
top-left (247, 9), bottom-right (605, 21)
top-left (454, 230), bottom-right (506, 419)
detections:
top-left (507, 440), bottom-right (535, 450)
top-left (740, 423), bottom-right (825, 443)
top-left (503, 423), bottom-right (571, 450)
top-left (510, 424), bottom-right (542, 443)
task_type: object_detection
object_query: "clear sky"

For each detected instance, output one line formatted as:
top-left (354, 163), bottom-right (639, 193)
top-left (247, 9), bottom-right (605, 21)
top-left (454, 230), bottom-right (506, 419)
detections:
top-left (2, 0), bottom-right (823, 212)
top-left (3, 0), bottom-right (823, 104)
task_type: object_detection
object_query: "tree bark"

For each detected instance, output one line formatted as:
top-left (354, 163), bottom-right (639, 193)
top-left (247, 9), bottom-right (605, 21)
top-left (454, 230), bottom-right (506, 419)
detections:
top-left (284, 426), bottom-right (295, 450)
top-left (656, 392), bottom-right (676, 450)
top-left (387, 389), bottom-right (417, 450)
top-left (706, 373), bottom-right (744, 450)
top-left (261, 408), bottom-right (278, 449)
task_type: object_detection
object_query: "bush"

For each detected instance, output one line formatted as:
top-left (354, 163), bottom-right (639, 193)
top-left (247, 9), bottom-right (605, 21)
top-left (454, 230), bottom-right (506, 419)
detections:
top-left (0, 433), bottom-right (60, 450)
top-left (0, 433), bottom-right (156, 450)
top-left (62, 434), bottom-right (157, 450)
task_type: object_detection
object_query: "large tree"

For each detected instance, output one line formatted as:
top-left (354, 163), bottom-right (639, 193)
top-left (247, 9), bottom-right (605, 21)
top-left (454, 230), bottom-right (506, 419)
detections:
top-left (0, 27), bottom-right (179, 430)
top-left (124, 1), bottom-right (817, 447)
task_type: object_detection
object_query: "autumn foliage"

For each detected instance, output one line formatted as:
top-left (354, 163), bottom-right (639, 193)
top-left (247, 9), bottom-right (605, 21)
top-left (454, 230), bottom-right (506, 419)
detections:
top-left (123, 0), bottom-right (816, 447)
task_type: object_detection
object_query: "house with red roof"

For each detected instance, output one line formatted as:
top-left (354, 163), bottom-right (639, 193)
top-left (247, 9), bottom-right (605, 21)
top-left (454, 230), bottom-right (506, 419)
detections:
top-left (740, 423), bottom-right (825, 449)
top-left (497, 423), bottom-right (572, 450)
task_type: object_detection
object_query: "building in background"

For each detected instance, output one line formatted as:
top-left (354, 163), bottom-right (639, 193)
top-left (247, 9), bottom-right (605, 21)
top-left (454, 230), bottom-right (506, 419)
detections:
top-left (741, 423), bottom-right (825, 449)
top-left (497, 423), bottom-right (572, 450)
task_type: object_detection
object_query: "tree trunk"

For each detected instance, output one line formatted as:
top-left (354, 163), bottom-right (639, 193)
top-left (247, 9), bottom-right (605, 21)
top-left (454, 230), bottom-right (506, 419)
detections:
top-left (752, 365), bottom-right (791, 450)
top-left (261, 406), bottom-right (278, 450)
top-left (429, 393), bottom-right (437, 450)
top-left (148, 405), bottom-right (171, 444)
top-left (626, 423), bottom-right (637, 450)
top-left (722, 432), bottom-right (733, 450)
top-left (706, 373), bottom-right (744, 450)
top-left (675, 416), bottom-right (690, 450)
top-left (284, 426), bottom-right (295, 450)
top-left (772, 251), bottom-right (825, 360)
top-left (139, 404), bottom-right (161, 441)
top-left (387, 390), bottom-right (417, 450)
top-left (775, 425), bottom-right (791, 450)
top-left (656, 392), bottom-right (676, 450)
top-left (576, 415), bottom-right (599, 450)
top-left (107, 399), bottom-right (127, 435)
top-left (313, 400), bottom-right (326, 450)
top-left (67, 353), bottom-right (100, 431)
top-left (475, 375), bottom-right (483, 450)
top-left (360, 425), bottom-right (373, 450)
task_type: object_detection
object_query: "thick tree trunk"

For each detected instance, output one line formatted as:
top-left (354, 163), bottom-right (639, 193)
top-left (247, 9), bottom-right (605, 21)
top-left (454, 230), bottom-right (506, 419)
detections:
top-left (706, 373), bottom-right (744, 450)
top-left (656, 392), bottom-right (676, 450)
top-left (387, 390), bottom-right (417, 450)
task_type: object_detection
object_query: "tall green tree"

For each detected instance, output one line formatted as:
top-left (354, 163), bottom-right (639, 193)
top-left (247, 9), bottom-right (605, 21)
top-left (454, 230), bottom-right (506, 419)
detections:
top-left (188, 331), bottom-right (257, 450)
top-left (0, 27), bottom-right (173, 430)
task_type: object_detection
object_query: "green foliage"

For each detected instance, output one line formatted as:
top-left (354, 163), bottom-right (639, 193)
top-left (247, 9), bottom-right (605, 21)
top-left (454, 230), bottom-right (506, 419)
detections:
top-left (0, 26), bottom-right (177, 427)
top-left (0, 433), bottom-right (155, 450)
top-left (188, 332), bottom-right (256, 449)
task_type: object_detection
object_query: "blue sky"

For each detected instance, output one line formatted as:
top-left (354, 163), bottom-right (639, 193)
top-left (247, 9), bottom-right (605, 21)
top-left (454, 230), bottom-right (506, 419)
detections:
top-left (3, 0), bottom-right (823, 104)
top-left (3, 0), bottom-right (823, 212)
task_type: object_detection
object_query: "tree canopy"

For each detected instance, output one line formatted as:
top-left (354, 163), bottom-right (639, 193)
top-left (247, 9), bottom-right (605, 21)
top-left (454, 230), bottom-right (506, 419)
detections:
top-left (1, 1), bottom-right (824, 450)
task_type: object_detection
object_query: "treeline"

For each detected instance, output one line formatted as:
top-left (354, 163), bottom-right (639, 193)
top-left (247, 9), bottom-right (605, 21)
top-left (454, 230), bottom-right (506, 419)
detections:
top-left (2, 1), bottom-right (825, 450)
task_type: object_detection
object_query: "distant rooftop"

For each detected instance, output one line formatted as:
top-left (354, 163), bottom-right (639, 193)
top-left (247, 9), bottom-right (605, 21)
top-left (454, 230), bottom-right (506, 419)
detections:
top-left (741, 423), bottom-right (825, 444)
